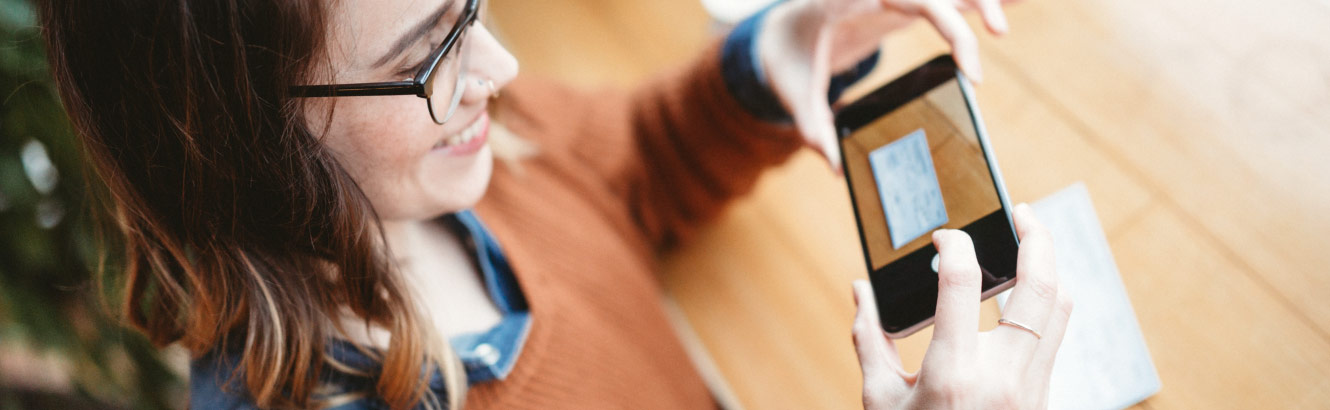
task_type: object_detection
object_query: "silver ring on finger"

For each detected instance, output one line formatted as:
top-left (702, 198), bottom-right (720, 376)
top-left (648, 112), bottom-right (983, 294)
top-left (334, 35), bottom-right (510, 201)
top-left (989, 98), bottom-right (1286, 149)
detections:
top-left (997, 318), bottom-right (1042, 340)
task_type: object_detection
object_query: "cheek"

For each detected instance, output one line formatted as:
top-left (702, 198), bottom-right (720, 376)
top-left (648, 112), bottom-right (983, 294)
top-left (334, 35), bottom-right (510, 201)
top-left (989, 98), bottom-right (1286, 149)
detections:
top-left (322, 99), bottom-right (423, 181)
top-left (316, 98), bottom-right (491, 219)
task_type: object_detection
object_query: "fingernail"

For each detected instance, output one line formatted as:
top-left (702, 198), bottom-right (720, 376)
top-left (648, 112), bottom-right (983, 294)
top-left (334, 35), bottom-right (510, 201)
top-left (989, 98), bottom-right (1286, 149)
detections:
top-left (852, 281), bottom-right (868, 306)
top-left (853, 279), bottom-right (869, 291)
top-left (966, 56), bottom-right (985, 84)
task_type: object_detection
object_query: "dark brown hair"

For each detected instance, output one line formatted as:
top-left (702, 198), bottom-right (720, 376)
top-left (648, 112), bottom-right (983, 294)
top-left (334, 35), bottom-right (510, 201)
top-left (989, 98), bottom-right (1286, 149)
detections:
top-left (39, 1), bottom-right (460, 408)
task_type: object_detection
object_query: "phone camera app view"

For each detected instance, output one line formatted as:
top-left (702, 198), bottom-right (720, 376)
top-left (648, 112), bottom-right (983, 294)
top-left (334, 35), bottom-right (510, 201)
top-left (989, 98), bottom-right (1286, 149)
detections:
top-left (841, 79), bottom-right (1011, 279)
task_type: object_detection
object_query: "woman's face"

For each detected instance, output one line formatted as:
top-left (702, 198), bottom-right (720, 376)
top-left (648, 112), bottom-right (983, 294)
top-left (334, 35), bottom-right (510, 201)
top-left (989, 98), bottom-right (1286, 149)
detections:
top-left (309, 0), bottom-right (517, 221)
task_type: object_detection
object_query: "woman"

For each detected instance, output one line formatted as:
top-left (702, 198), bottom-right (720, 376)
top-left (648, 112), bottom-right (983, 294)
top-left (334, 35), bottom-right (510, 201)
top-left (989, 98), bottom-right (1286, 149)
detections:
top-left (40, 0), bottom-right (1069, 408)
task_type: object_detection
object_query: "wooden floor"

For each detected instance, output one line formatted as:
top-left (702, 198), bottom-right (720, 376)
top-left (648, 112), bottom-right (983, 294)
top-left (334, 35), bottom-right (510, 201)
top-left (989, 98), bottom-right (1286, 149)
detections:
top-left (490, 0), bottom-right (1330, 408)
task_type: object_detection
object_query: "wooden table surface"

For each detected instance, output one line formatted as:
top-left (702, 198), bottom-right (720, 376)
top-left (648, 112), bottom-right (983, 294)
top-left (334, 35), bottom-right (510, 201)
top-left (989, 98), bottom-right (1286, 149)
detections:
top-left (489, 0), bottom-right (1330, 408)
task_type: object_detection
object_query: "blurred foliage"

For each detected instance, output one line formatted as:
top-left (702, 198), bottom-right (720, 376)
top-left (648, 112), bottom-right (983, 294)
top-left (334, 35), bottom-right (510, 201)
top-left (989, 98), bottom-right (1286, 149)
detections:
top-left (1, 0), bottom-right (182, 408)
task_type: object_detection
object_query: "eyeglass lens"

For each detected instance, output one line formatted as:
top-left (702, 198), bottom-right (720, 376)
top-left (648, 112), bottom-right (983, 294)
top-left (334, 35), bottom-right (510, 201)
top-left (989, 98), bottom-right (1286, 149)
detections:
top-left (426, 28), bottom-right (472, 125)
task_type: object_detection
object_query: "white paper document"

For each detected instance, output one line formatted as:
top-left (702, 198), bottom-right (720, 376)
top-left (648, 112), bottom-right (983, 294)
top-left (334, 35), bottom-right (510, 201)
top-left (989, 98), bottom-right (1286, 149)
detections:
top-left (998, 183), bottom-right (1161, 410)
top-left (868, 129), bottom-right (948, 249)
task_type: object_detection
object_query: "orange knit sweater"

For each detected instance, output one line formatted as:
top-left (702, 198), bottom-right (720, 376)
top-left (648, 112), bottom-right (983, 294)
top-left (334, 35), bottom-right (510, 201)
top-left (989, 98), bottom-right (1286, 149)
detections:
top-left (464, 40), bottom-right (804, 409)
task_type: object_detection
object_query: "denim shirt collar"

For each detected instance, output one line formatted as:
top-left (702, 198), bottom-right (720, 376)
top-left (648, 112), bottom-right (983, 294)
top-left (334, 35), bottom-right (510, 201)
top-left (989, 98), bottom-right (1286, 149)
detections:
top-left (441, 209), bottom-right (532, 383)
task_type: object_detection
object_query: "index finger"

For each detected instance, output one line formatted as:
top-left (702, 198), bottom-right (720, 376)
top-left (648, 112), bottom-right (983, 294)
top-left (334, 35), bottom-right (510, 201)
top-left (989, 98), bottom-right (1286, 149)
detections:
top-left (929, 229), bottom-right (981, 354)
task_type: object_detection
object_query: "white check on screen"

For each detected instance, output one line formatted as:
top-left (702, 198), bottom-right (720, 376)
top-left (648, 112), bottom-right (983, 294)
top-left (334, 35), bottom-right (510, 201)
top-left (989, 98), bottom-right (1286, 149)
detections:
top-left (868, 128), bottom-right (949, 249)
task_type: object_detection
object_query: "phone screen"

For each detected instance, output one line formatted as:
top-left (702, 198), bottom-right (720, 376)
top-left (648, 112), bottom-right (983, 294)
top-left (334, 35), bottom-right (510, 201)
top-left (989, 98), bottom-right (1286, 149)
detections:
top-left (838, 69), bottom-right (1018, 335)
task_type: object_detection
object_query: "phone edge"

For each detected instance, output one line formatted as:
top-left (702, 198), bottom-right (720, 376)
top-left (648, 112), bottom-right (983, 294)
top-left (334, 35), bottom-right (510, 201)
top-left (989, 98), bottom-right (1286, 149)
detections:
top-left (881, 69), bottom-right (1021, 339)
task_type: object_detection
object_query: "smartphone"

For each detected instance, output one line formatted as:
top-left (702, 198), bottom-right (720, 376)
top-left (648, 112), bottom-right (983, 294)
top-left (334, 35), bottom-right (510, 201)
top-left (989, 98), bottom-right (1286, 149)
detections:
top-left (835, 55), bottom-right (1019, 338)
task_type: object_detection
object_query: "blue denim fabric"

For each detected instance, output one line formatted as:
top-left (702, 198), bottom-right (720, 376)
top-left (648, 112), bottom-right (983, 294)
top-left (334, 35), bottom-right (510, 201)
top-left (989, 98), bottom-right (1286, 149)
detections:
top-left (446, 210), bottom-right (532, 383)
top-left (190, 210), bottom-right (530, 409)
top-left (721, 2), bottom-right (881, 123)
top-left (190, 349), bottom-right (262, 410)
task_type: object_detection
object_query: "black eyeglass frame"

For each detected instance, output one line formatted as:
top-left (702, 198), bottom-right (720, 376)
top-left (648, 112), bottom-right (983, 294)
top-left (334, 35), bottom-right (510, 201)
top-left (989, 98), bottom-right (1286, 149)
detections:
top-left (289, 0), bottom-right (480, 103)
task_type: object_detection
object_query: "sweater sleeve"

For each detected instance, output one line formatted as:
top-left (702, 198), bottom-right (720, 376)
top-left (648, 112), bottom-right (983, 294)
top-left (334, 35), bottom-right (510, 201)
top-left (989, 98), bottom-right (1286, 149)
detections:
top-left (497, 40), bottom-right (807, 249)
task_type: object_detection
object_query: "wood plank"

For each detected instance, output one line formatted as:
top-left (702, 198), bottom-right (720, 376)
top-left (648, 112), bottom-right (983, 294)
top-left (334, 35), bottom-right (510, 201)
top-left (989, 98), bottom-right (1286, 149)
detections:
top-left (489, 1), bottom-right (656, 87)
top-left (982, 0), bottom-right (1330, 336)
top-left (489, 0), bottom-right (713, 87)
top-left (1109, 204), bottom-right (1330, 408)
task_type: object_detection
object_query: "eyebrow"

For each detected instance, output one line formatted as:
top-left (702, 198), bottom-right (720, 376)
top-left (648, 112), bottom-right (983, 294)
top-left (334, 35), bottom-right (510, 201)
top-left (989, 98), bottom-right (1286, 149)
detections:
top-left (372, 0), bottom-right (458, 68)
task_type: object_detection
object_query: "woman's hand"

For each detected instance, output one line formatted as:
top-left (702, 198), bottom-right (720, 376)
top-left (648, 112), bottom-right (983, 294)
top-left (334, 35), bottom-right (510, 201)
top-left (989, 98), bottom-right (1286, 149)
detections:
top-left (851, 204), bottom-right (1072, 409)
top-left (757, 0), bottom-right (1014, 171)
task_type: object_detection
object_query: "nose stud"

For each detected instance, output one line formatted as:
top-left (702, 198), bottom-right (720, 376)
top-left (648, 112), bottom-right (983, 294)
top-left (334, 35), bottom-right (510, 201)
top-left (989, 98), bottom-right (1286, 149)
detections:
top-left (476, 78), bottom-right (499, 99)
top-left (486, 80), bottom-right (499, 99)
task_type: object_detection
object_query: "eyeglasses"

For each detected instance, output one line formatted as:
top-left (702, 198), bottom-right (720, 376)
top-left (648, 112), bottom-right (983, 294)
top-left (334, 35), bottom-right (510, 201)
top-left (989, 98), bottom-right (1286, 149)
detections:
top-left (289, 0), bottom-right (481, 125)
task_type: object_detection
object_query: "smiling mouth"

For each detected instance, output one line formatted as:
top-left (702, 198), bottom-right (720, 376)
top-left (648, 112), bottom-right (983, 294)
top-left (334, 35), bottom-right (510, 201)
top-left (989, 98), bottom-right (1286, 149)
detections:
top-left (432, 113), bottom-right (489, 151)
